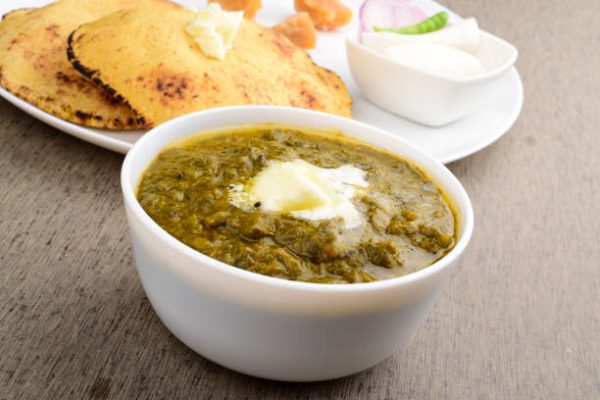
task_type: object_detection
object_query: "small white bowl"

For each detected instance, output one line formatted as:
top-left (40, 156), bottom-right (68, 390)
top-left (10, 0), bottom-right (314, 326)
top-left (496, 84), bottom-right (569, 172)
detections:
top-left (346, 29), bottom-right (518, 126)
top-left (121, 106), bottom-right (474, 381)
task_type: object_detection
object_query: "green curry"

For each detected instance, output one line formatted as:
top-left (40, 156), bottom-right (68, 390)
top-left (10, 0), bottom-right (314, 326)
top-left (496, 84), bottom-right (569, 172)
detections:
top-left (137, 126), bottom-right (456, 284)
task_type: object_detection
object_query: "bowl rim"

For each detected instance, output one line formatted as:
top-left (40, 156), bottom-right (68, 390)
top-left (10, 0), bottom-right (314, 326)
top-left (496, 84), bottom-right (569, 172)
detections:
top-left (122, 106), bottom-right (474, 293)
top-left (346, 28), bottom-right (519, 85)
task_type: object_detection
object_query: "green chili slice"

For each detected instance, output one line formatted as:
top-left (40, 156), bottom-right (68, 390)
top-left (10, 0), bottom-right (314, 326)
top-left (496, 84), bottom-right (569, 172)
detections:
top-left (374, 11), bottom-right (449, 35)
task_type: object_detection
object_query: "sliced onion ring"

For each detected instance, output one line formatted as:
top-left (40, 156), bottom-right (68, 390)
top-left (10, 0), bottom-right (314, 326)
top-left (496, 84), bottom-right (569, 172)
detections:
top-left (359, 0), bottom-right (427, 33)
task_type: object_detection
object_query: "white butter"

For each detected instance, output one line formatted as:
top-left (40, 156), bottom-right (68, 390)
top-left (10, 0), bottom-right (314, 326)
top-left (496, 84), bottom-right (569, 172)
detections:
top-left (186, 3), bottom-right (243, 60)
top-left (229, 160), bottom-right (368, 229)
top-left (382, 42), bottom-right (485, 79)
top-left (362, 18), bottom-right (481, 54)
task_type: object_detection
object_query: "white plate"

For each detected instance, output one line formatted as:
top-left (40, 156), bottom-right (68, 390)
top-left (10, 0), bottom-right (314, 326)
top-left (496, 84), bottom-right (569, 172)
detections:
top-left (0, 0), bottom-right (522, 163)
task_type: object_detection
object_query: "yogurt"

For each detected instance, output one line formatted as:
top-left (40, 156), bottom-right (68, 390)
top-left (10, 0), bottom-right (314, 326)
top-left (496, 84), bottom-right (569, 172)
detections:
top-left (362, 18), bottom-right (486, 79)
top-left (383, 42), bottom-right (485, 79)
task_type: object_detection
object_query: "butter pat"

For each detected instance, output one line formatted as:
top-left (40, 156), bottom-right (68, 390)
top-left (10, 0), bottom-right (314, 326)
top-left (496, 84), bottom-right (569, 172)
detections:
top-left (230, 160), bottom-right (368, 229)
top-left (186, 3), bottom-right (243, 60)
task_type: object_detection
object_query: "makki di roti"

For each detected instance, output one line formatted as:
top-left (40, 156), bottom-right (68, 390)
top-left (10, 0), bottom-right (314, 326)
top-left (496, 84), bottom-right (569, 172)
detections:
top-left (0, 0), bottom-right (168, 129)
top-left (67, 2), bottom-right (352, 127)
top-left (2, 8), bottom-right (35, 21)
top-left (137, 126), bottom-right (456, 284)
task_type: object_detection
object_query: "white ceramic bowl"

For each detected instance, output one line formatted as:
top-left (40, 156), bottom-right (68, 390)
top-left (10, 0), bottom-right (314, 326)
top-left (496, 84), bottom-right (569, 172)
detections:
top-left (121, 106), bottom-right (474, 381)
top-left (346, 29), bottom-right (518, 126)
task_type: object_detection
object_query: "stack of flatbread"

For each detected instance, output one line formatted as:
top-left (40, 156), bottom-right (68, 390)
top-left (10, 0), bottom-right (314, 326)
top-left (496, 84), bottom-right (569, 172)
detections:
top-left (0, 0), bottom-right (352, 130)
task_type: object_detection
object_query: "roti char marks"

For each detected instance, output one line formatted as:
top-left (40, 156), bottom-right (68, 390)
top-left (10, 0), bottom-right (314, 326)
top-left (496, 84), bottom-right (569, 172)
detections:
top-left (67, 3), bottom-right (351, 127)
top-left (0, 0), bottom-right (167, 129)
top-left (66, 35), bottom-right (148, 128)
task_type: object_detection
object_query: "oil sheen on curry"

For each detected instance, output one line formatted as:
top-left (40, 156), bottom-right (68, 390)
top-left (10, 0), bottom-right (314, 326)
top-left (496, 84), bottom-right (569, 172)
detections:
top-left (137, 126), bottom-right (457, 284)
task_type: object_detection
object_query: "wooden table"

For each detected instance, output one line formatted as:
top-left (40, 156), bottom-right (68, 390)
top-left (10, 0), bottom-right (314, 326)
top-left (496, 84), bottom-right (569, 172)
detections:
top-left (1, 1), bottom-right (598, 398)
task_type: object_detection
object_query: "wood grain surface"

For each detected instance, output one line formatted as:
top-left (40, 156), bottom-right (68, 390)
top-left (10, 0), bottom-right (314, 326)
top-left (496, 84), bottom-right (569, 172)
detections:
top-left (1, 0), bottom-right (599, 399)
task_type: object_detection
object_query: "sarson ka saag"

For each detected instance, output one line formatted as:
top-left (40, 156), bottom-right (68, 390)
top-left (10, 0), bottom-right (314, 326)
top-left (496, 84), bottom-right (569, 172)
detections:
top-left (137, 125), bottom-right (457, 284)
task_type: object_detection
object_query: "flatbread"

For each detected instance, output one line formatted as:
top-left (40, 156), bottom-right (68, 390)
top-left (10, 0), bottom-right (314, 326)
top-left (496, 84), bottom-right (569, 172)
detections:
top-left (0, 0), bottom-right (165, 129)
top-left (67, 3), bottom-right (352, 127)
top-left (2, 8), bottom-right (35, 21)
